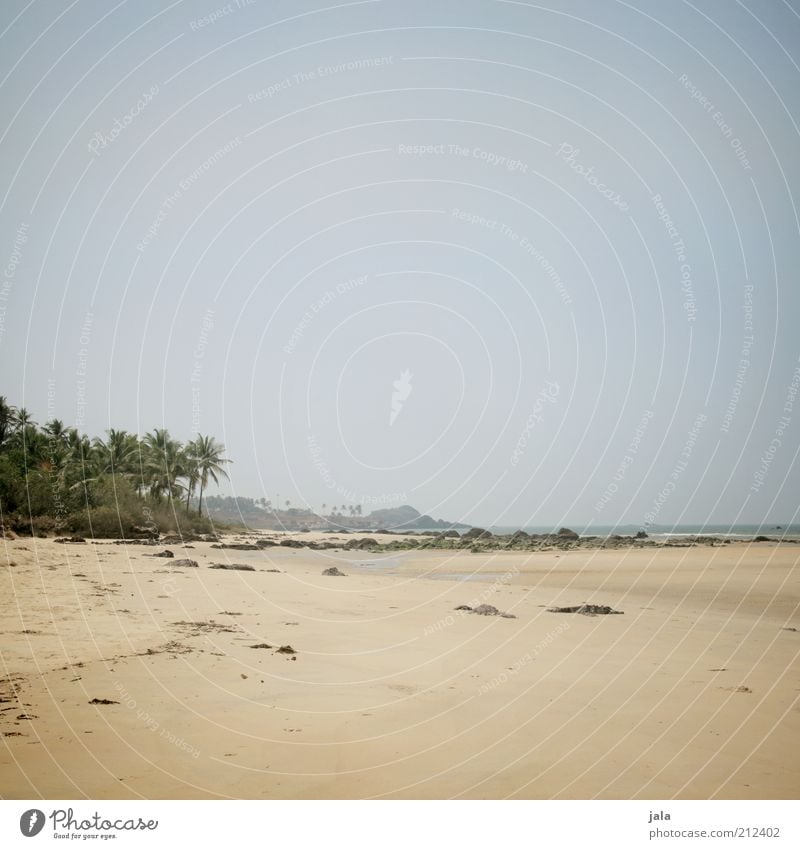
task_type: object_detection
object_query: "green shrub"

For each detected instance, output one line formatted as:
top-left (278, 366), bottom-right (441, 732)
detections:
top-left (88, 475), bottom-right (144, 515)
top-left (30, 514), bottom-right (59, 537)
top-left (87, 505), bottom-right (131, 538)
top-left (149, 503), bottom-right (215, 535)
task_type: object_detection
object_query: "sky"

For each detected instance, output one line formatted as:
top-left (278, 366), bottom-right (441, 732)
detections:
top-left (1, 0), bottom-right (799, 529)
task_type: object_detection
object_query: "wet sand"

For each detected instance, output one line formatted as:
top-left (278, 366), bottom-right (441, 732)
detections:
top-left (1, 535), bottom-right (798, 799)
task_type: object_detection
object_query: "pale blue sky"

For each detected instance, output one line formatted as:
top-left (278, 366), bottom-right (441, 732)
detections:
top-left (2, 0), bottom-right (799, 527)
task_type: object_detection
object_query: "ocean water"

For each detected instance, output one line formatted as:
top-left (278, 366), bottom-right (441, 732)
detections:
top-left (346, 523), bottom-right (799, 539)
top-left (488, 523), bottom-right (800, 539)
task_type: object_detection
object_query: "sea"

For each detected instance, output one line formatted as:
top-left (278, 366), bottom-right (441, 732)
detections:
top-left (487, 523), bottom-right (800, 540)
top-left (344, 522), bottom-right (800, 539)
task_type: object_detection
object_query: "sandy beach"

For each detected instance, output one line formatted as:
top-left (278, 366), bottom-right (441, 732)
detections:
top-left (1, 534), bottom-right (798, 799)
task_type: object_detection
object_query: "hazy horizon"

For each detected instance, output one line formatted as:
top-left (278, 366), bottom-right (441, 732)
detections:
top-left (2, 0), bottom-right (799, 529)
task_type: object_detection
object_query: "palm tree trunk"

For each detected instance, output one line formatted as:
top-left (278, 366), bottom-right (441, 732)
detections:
top-left (198, 481), bottom-right (204, 516)
top-left (185, 487), bottom-right (191, 512)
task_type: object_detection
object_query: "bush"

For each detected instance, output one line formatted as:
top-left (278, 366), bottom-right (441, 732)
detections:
top-left (31, 514), bottom-right (60, 536)
top-left (64, 506), bottom-right (130, 538)
top-left (0, 455), bottom-right (24, 514)
top-left (88, 475), bottom-right (144, 516)
top-left (148, 503), bottom-right (215, 535)
top-left (3, 513), bottom-right (61, 537)
top-left (61, 498), bottom-right (217, 539)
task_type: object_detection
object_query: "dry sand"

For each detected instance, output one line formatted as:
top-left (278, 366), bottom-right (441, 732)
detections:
top-left (1, 534), bottom-right (798, 799)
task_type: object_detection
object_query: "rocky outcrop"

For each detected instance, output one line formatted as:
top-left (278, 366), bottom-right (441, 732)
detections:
top-left (455, 603), bottom-right (516, 619)
top-left (161, 533), bottom-right (219, 544)
top-left (462, 527), bottom-right (493, 540)
top-left (345, 537), bottom-right (378, 550)
top-left (547, 604), bottom-right (623, 616)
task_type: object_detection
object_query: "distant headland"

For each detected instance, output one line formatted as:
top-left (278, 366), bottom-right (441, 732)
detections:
top-left (203, 498), bottom-right (470, 532)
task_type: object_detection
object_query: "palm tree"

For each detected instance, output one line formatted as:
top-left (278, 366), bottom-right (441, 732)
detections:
top-left (92, 429), bottom-right (138, 477)
top-left (11, 407), bottom-right (36, 431)
top-left (0, 396), bottom-right (14, 446)
top-left (66, 427), bottom-right (92, 466)
top-left (43, 419), bottom-right (68, 442)
top-left (13, 423), bottom-right (47, 463)
top-left (182, 452), bottom-right (199, 512)
top-left (143, 429), bottom-right (184, 503)
top-left (189, 434), bottom-right (230, 516)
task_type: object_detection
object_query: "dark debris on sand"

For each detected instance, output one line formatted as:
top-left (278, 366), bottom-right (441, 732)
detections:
top-left (547, 604), bottom-right (623, 616)
top-left (322, 566), bottom-right (346, 576)
top-left (455, 604), bottom-right (516, 619)
top-left (172, 620), bottom-right (239, 634)
top-left (209, 563), bottom-right (256, 571)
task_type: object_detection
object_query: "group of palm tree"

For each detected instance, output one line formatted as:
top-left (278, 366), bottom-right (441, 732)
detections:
top-left (252, 497), bottom-right (363, 518)
top-left (321, 503), bottom-right (363, 518)
top-left (0, 396), bottom-right (230, 516)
